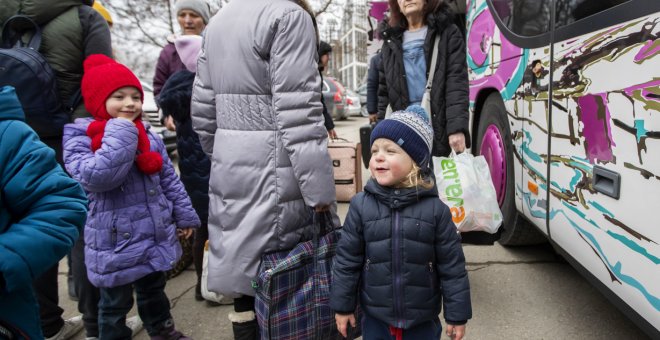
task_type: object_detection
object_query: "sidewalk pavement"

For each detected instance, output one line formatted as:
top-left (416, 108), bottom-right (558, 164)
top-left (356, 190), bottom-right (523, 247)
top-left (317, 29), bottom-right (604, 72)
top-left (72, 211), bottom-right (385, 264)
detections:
top-left (58, 264), bottom-right (233, 340)
top-left (58, 202), bottom-right (353, 340)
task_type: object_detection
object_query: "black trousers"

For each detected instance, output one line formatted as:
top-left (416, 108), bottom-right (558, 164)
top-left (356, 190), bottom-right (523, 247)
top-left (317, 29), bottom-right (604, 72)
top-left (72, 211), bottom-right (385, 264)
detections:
top-left (33, 265), bottom-right (64, 337)
top-left (99, 271), bottom-right (172, 338)
top-left (192, 222), bottom-right (209, 280)
top-left (71, 231), bottom-right (101, 338)
top-left (32, 137), bottom-right (66, 337)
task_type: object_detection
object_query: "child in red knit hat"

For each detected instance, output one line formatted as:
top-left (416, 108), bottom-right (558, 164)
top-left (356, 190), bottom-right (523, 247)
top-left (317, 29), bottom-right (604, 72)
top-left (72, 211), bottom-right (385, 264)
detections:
top-left (62, 54), bottom-right (200, 340)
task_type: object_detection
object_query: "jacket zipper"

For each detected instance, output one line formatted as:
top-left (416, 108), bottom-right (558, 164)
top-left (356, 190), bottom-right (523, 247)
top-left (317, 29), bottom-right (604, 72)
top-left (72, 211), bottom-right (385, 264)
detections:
top-left (429, 261), bottom-right (435, 287)
top-left (111, 215), bottom-right (118, 246)
top-left (393, 210), bottom-right (404, 328)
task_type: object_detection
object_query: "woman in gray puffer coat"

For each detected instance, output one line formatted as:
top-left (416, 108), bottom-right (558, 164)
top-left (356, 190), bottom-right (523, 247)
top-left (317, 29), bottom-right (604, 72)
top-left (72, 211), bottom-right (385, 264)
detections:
top-left (191, 0), bottom-right (338, 338)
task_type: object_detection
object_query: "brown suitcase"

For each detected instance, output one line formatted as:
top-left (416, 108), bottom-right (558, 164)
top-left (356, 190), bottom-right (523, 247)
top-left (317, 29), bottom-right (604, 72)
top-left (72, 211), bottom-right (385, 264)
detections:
top-left (328, 139), bottom-right (362, 202)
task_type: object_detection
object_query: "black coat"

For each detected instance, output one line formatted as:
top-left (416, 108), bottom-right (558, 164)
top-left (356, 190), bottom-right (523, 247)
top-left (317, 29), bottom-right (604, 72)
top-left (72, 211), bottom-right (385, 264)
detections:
top-left (320, 73), bottom-right (335, 131)
top-left (366, 52), bottom-right (382, 114)
top-left (378, 8), bottom-right (471, 157)
top-left (330, 179), bottom-right (472, 329)
top-left (157, 70), bottom-right (211, 223)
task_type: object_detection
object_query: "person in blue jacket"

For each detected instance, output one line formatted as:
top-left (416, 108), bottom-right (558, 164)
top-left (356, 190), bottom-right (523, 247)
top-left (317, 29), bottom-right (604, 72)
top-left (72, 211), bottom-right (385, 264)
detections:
top-left (0, 86), bottom-right (88, 340)
top-left (331, 105), bottom-right (472, 340)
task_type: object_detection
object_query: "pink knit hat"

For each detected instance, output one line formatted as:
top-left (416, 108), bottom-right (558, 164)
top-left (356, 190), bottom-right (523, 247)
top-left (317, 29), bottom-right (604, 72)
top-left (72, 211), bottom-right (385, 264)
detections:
top-left (175, 35), bottom-right (202, 72)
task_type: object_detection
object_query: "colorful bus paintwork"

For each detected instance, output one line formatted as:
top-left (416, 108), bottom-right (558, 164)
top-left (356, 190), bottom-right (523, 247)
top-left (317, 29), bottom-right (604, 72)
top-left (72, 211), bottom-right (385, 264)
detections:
top-left (465, 0), bottom-right (660, 336)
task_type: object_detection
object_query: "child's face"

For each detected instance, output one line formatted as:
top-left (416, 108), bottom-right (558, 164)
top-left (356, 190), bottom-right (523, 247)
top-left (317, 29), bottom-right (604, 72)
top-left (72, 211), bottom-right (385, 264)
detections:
top-left (369, 138), bottom-right (414, 187)
top-left (105, 87), bottom-right (142, 121)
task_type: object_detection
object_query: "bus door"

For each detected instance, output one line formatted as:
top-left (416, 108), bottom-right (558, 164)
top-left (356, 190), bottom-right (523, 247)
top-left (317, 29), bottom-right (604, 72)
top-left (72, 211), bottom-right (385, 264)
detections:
top-left (515, 0), bottom-right (553, 233)
top-left (548, 0), bottom-right (660, 333)
top-left (487, 0), bottom-right (554, 233)
top-left (476, 0), bottom-right (555, 239)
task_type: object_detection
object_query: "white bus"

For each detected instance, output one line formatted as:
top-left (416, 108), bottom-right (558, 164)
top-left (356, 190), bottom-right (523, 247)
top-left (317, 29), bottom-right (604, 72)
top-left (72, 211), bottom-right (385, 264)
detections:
top-left (465, 0), bottom-right (660, 336)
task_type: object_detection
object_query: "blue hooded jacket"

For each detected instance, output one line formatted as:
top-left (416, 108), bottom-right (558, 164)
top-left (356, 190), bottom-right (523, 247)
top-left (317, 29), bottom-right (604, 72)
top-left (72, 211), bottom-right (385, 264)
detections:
top-left (0, 86), bottom-right (87, 339)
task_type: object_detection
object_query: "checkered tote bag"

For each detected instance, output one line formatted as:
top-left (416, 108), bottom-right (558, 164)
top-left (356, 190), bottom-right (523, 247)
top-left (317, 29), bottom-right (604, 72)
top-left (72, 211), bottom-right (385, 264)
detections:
top-left (255, 213), bottom-right (354, 340)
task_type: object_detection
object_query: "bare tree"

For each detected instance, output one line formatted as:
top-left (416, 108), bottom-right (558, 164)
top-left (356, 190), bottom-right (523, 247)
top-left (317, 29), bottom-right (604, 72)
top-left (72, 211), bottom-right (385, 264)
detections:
top-left (313, 0), bottom-right (334, 16)
top-left (104, 0), bottom-right (332, 79)
top-left (101, 0), bottom-right (222, 79)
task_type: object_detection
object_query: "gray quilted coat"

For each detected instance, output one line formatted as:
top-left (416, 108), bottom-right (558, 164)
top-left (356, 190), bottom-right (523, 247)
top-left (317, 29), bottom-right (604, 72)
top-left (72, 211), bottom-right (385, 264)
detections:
top-left (191, 0), bottom-right (337, 298)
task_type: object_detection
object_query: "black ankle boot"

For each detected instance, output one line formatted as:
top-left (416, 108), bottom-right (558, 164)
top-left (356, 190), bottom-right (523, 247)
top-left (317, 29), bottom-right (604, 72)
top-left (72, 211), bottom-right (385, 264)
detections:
top-left (67, 275), bottom-right (78, 301)
top-left (195, 279), bottom-right (204, 301)
top-left (231, 319), bottom-right (258, 340)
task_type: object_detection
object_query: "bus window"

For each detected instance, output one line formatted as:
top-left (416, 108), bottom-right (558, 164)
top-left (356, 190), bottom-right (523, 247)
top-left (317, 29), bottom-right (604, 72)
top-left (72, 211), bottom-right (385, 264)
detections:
top-left (555, 0), bottom-right (630, 27)
top-left (490, 0), bottom-right (552, 37)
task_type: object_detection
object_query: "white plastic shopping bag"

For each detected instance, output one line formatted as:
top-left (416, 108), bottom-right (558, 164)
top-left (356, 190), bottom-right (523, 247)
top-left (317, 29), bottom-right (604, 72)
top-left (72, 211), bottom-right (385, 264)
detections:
top-left (201, 241), bottom-right (233, 304)
top-left (433, 152), bottom-right (503, 233)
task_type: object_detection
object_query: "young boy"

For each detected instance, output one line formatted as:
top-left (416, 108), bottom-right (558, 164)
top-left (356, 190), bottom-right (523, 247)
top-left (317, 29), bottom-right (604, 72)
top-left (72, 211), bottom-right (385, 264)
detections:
top-left (331, 105), bottom-right (472, 340)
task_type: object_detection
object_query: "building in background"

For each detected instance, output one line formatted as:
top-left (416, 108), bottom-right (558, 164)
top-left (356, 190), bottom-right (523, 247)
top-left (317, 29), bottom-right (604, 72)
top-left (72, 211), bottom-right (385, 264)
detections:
top-left (335, 0), bottom-right (369, 91)
top-left (319, 1), bottom-right (390, 90)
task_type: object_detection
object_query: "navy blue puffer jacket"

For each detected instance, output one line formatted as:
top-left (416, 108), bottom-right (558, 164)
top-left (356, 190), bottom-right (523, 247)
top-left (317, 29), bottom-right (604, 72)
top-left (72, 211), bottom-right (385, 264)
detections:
top-left (331, 179), bottom-right (472, 329)
top-left (158, 70), bottom-right (211, 222)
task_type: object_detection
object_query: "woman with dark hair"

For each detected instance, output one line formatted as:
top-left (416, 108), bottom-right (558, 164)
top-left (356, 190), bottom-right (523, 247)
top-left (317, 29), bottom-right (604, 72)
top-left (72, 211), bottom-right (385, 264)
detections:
top-left (378, 0), bottom-right (470, 157)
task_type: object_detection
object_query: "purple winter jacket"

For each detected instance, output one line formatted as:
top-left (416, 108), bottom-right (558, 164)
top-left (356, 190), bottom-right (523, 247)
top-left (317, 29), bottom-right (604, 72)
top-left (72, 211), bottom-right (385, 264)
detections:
top-left (153, 41), bottom-right (186, 97)
top-left (62, 118), bottom-right (200, 288)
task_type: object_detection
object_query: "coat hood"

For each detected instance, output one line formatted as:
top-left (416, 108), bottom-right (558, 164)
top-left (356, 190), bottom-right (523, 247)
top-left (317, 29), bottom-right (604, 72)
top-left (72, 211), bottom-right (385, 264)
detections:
top-left (11, 0), bottom-right (90, 26)
top-left (157, 70), bottom-right (195, 123)
top-left (364, 178), bottom-right (438, 209)
top-left (0, 86), bottom-right (25, 122)
top-left (381, 2), bottom-right (454, 40)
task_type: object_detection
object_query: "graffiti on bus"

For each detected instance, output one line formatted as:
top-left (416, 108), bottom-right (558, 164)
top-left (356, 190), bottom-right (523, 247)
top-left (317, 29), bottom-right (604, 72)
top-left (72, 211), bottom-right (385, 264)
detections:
top-left (466, 0), bottom-right (660, 312)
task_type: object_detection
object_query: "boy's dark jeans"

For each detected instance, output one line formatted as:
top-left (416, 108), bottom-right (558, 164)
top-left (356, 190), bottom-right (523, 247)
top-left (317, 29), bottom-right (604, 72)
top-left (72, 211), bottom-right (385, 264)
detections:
top-left (99, 271), bottom-right (172, 339)
top-left (362, 312), bottom-right (442, 340)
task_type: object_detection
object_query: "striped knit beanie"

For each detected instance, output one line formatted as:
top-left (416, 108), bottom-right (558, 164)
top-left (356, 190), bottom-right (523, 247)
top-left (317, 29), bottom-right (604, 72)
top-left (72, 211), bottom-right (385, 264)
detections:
top-left (370, 105), bottom-right (434, 168)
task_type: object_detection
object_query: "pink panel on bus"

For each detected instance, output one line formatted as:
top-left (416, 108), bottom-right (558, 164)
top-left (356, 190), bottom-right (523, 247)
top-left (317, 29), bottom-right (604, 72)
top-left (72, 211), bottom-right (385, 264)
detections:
top-left (634, 39), bottom-right (659, 63)
top-left (578, 94), bottom-right (614, 164)
top-left (468, 9), bottom-right (494, 66)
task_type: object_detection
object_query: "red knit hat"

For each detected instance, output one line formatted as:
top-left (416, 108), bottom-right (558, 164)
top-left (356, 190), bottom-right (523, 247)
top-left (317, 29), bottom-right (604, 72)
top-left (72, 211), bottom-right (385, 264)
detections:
top-left (81, 54), bottom-right (144, 120)
top-left (82, 54), bottom-right (162, 175)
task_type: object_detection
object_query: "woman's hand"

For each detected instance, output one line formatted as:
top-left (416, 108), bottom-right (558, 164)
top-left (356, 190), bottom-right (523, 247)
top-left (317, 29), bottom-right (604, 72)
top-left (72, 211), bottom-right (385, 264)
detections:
top-left (446, 324), bottom-right (466, 340)
top-left (449, 132), bottom-right (466, 153)
top-left (164, 115), bottom-right (177, 131)
top-left (335, 313), bottom-right (356, 338)
top-left (177, 228), bottom-right (194, 239)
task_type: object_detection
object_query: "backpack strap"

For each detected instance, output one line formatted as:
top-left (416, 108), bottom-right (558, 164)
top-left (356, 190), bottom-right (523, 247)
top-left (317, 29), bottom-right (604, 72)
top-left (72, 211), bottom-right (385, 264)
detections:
top-left (1, 15), bottom-right (42, 49)
top-left (67, 88), bottom-right (83, 113)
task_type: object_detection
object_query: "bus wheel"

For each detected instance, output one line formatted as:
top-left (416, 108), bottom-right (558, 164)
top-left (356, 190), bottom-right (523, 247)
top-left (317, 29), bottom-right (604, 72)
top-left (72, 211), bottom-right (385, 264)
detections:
top-left (476, 93), bottom-right (545, 246)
